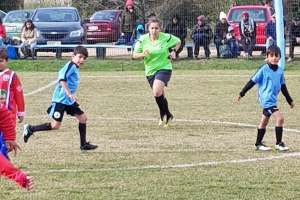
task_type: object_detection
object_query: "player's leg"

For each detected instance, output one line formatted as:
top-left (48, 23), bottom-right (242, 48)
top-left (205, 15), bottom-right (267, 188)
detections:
top-left (70, 103), bottom-right (97, 151)
top-left (23, 103), bottom-right (64, 143)
top-left (255, 111), bottom-right (271, 151)
top-left (153, 78), bottom-right (167, 124)
top-left (272, 110), bottom-right (288, 151)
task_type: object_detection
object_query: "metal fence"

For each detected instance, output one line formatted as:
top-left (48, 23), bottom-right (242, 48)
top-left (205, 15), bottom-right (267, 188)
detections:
top-left (0, 0), bottom-right (299, 59)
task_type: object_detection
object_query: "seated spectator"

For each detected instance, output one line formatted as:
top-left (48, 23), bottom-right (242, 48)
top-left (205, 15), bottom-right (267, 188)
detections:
top-left (165, 15), bottom-right (187, 58)
top-left (0, 18), bottom-right (6, 49)
top-left (239, 12), bottom-right (256, 58)
top-left (192, 15), bottom-right (213, 59)
top-left (287, 16), bottom-right (300, 62)
top-left (266, 14), bottom-right (276, 50)
top-left (223, 26), bottom-right (239, 58)
top-left (214, 11), bottom-right (230, 58)
top-left (20, 20), bottom-right (37, 59)
top-left (131, 23), bottom-right (145, 48)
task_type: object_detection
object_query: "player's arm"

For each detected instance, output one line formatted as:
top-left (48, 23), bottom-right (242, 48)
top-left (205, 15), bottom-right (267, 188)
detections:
top-left (59, 80), bottom-right (76, 101)
top-left (281, 84), bottom-right (294, 108)
top-left (12, 74), bottom-right (25, 122)
top-left (238, 79), bottom-right (256, 101)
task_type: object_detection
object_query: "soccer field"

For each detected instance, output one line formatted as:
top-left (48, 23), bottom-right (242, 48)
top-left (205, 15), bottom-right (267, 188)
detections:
top-left (1, 70), bottom-right (300, 200)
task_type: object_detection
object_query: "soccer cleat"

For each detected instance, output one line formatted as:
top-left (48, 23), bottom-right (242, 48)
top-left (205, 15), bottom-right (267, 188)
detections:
top-left (275, 142), bottom-right (289, 151)
top-left (164, 113), bottom-right (174, 127)
top-left (158, 119), bottom-right (164, 126)
top-left (80, 142), bottom-right (98, 151)
top-left (255, 143), bottom-right (272, 151)
top-left (23, 124), bottom-right (33, 143)
top-left (24, 176), bottom-right (33, 191)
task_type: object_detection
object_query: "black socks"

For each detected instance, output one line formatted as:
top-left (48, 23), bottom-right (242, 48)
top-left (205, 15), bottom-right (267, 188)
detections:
top-left (275, 126), bottom-right (283, 145)
top-left (79, 123), bottom-right (87, 147)
top-left (31, 123), bottom-right (52, 132)
top-left (256, 128), bottom-right (266, 146)
top-left (155, 95), bottom-right (166, 120)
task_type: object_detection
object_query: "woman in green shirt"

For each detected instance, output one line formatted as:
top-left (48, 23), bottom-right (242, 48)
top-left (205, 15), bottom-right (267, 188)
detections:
top-left (133, 19), bottom-right (181, 126)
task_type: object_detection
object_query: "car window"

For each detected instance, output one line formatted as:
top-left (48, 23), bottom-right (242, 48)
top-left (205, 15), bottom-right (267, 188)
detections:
top-left (33, 9), bottom-right (79, 22)
top-left (91, 11), bottom-right (116, 21)
top-left (228, 8), bottom-right (267, 22)
top-left (3, 11), bottom-right (32, 23)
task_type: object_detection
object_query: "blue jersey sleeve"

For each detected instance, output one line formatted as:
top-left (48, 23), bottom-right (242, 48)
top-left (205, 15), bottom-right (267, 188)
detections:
top-left (58, 62), bottom-right (75, 81)
top-left (251, 66), bottom-right (264, 84)
top-left (280, 73), bottom-right (286, 85)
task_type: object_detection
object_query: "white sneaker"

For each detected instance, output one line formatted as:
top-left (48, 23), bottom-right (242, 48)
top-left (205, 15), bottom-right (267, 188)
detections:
top-left (158, 119), bottom-right (164, 126)
top-left (287, 57), bottom-right (294, 62)
top-left (275, 142), bottom-right (289, 151)
top-left (256, 143), bottom-right (272, 151)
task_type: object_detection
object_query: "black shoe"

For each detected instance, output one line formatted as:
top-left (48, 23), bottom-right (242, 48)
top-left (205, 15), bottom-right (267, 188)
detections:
top-left (80, 142), bottom-right (98, 150)
top-left (23, 124), bottom-right (33, 143)
top-left (165, 113), bottom-right (174, 125)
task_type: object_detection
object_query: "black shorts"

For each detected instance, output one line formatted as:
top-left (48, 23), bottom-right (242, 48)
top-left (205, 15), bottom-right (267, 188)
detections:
top-left (47, 102), bottom-right (84, 122)
top-left (263, 106), bottom-right (279, 117)
top-left (146, 69), bottom-right (172, 88)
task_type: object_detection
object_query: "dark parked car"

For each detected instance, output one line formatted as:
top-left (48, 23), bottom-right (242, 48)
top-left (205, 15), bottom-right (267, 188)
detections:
top-left (32, 7), bottom-right (84, 45)
top-left (3, 10), bottom-right (33, 40)
top-left (0, 10), bottom-right (6, 20)
top-left (84, 10), bottom-right (122, 43)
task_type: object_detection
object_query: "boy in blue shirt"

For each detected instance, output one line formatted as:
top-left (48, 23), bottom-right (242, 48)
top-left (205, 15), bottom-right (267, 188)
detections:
top-left (238, 45), bottom-right (294, 151)
top-left (23, 46), bottom-right (97, 151)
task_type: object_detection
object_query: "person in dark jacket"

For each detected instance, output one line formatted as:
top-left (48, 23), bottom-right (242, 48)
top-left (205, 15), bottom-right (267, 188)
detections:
top-left (121, 0), bottom-right (137, 44)
top-left (287, 16), bottom-right (300, 62)
top-left (239, 12), bottom-right (256, 58)
top-left (214, 12), bottom-right (230, 58)
top-left (165, 15), bottom-right (187, 58)
top-left (192, 15), bottom-right (213, 59)
top-left (265, 14), bottom-right (276, 50)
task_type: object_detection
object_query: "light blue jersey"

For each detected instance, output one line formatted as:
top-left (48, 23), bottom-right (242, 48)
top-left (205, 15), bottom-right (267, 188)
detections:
top-left (51, 61), bottom-right (80, 105)
top-left (251, 64), bottom-right (285, 108)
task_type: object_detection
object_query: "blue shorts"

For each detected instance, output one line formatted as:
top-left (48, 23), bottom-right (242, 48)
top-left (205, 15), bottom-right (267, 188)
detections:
top-left (263, 106), bottom-right (279, 117)
top-left (0, 132), bottom-right (9, 159)
top-left (146, 70), bottom-right (172, 88)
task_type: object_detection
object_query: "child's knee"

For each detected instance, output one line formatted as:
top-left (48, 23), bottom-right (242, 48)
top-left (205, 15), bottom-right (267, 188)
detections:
top-left (51, 122), bottom-right (61, 130)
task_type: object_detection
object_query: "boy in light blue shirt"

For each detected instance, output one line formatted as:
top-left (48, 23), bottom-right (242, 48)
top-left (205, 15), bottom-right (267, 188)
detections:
top-left (23, 46), bottom-right (97, 151)
top-left (238, 45), bottom-right (294, 151)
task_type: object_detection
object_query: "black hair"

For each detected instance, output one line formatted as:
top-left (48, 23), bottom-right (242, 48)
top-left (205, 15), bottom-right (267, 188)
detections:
top-left (73, 46), bottom-right (88, 58)
top-left (22, 19), bottom-right (35, 31)
top-left (266, 45), bottom-right (281, 58)
top-left (0, 48), bottom-right (8, 61)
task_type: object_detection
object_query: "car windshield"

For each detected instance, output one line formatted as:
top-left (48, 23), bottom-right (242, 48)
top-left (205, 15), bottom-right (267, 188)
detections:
top-left (33, 9), bottom-right (78, 22)
top-left (90, 11), bottom-right (116, 21)
top-left (3, 11), bottom-right (32, 23)
top-left (228, 8), bottom-right (267, 22)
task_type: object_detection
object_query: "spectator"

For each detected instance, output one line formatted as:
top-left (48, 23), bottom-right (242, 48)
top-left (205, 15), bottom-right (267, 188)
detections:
top-left (287, 16), bottom-right (300, 62)
top-left (214, 12), bottom-right (230, 58)
top-left (0, 18), bottom-right (6, 48)
top-left (239, 12), bottom-right (256, 58)
top-left (131, 24), bottom-right (145, 48)
top-left (264, 0), bottom-right (275, 15)
top-left (165, 15), bottom-right (187, 58)
top-left (220, 26), bottom-right (239, 58)
top-left (192, 15), bottom-right (213, 59)
top-left (266, 14), bottom-right (276, 50)
top-left (20, 19), bottom-right (37, 59)
top-left (121, 0), bottom-right (137, 44)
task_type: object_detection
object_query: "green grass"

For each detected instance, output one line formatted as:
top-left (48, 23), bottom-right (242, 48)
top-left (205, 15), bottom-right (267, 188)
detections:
top-left (1, 63), bottom-right (300, 199)
top-left (8, 57), bottom-right (300, 72)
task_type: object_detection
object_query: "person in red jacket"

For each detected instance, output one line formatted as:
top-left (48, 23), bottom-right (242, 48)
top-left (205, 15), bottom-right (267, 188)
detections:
top-left (0, 106), bottom-right (33, 190)
top-left (0, 49), bottom-right (25, 126)
top-left (0, 18), bottom-right (6, 47)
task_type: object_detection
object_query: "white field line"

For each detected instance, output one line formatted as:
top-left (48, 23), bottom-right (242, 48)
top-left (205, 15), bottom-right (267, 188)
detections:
top-left (24, 80), bottom-right (56, 96)
top-left (30, 152), bottom-right (300, 174)
top-left (25, 115), bottom-right (300, 134)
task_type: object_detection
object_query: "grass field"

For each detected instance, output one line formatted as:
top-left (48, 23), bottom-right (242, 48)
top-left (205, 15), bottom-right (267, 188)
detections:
top-left (1, 67), bottom-right (300, 199)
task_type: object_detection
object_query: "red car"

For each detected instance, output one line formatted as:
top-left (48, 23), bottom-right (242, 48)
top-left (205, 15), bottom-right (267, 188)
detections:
top-left (227, 5), bottom-right (273, 50)
top-left (84, 10), bottom-right (122, 43)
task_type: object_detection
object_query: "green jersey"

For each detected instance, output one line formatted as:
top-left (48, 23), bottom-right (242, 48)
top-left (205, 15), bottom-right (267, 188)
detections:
top-left (134, 32), bottom-right (180, 76)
